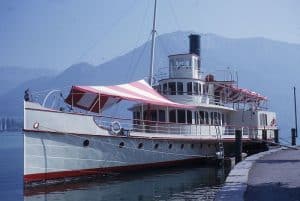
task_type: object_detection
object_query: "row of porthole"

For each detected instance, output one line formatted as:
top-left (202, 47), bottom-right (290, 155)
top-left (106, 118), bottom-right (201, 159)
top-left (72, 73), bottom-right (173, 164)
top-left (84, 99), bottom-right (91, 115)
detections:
top-left (118, 142), bottom-right (212, 149)
top-left (83, 140), bottom-right (213, 149)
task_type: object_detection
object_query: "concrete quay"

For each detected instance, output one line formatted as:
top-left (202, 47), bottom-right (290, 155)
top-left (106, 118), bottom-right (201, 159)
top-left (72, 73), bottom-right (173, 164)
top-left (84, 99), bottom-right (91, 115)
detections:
top-left (215, 146), bottom-right (300, 201)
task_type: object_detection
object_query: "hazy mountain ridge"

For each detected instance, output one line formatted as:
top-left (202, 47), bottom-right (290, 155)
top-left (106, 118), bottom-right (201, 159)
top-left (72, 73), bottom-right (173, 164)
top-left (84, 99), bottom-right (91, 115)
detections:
top-left (1, 31), bottom-right (300, 135)
top-left (0, 66), bottom-right (58, 95)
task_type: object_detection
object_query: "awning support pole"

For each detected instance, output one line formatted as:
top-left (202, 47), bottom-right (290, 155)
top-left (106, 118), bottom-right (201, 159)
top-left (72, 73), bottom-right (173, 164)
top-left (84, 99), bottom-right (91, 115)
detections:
top-left (141, 104), bottom-right (144, 131)
top-left (99, 93), bottom-right (101, 115)
top-left (71, 91), bottom-right (74, 109)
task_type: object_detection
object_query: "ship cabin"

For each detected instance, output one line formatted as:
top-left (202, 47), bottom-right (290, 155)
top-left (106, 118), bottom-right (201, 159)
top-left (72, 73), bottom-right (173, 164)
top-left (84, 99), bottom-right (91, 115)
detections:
top-left (131, 34), bottom-right (277, 138)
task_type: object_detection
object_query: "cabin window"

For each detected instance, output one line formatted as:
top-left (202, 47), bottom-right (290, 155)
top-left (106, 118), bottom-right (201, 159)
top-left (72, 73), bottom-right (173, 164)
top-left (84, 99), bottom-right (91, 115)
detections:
top-left (222, 113), bottom-right (225, 125)
top-left (203, 84), bottom-right (208, 94)
top-left (169, 110), bottom-right (176, 123)
top-left (133, 111), bottom-right (140, 125)
top-left (205, 112), bottom-right (209, 124)
top-left (154, 143), bottom-right (159, 149)
top-left (213, 112), bottom-right (219, 125)
top-left (210, 112), bottom-right (214, 125)
top-left (260, 113), bottom-right (268, 126)
top-left (150, 110), bottom-right (157, 121)
top-left (177, 110), bottom-right (186, 123)
top-left (163, 83), bottom-right (168, 95)
top-left (187, 110), bottom-right (192, 124)
top-left (170, 59), bottom-right (175, 67)
top-left (157, 85), bottom-right (161, 93)
top-left (168, 82), bottom-right (176, 95)
top-left (177, 82), bottom-right (183, 95)
top-left (187, 82), bottom-right (193, 95)
top-left (194, 112), bottom-right (199, 124)
top-left (217, 113), bottom-right (221, 125)
top-left (193, 82), bottom-right (199, 95)
top-left (199, 111), bottom-right (205, 124)
top-left (159, 110), bottom-right (166, 122)
top-left (169, 144), bottom-right (173, 149)
top-left (143, 110), bottom-right (155, 121)
top-left (136, 111), bottom-right (140, 119)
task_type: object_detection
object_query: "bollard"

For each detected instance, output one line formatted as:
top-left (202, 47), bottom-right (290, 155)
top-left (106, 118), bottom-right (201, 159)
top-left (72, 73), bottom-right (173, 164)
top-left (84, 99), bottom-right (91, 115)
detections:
top-left (235, 130), bottom-right (242, 164)
top-left (274, 129), bottom-right (279, 144)
top-left (262, 129), bottom-right (267, 141)
top-left (291, 128), bottom-right (296, 146)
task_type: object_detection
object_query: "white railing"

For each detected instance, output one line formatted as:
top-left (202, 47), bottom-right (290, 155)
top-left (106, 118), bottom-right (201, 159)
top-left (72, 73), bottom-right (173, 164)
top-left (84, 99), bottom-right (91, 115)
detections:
top-left (93, 115), bottom-right (276, 139)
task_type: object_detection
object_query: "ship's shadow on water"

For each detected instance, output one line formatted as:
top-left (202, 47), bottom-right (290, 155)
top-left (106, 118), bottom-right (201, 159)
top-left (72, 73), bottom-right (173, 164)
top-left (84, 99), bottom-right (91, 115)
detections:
top-left (25, 165), bottom-right (229, 201)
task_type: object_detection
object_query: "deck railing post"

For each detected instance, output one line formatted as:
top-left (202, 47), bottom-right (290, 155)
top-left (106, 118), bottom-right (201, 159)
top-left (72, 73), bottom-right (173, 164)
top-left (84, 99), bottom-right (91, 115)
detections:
top-left (262, 129), bottom-right (267, 141)
top-left (274, 129), bottom-right (279, 144)
top-left (291, 128), bottom-right (296, 146)
top-left (235, 130), bottom-right (242, 164)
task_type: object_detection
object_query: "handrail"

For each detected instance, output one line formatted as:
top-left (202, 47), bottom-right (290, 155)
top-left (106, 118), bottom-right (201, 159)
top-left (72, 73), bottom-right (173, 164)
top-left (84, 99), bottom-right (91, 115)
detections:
top-left (93, 114), bottom-right (277, 137)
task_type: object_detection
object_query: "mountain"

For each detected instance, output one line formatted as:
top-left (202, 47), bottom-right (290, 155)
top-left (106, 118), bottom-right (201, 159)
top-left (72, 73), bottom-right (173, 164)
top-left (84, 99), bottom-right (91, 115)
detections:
top-left (0, 66), bottom-right (57, 95)
top-left (1, 31), bottom-right (300, 137)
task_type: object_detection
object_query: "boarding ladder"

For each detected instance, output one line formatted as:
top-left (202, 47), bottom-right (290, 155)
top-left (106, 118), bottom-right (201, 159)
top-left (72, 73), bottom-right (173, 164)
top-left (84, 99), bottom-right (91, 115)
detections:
top-left (215, 125), bottom-right (224, 160)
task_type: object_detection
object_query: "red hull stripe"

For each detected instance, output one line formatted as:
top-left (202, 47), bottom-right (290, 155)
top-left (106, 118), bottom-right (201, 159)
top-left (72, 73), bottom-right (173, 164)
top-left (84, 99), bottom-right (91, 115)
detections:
top-left (24, 157), bottom-right (210, 183)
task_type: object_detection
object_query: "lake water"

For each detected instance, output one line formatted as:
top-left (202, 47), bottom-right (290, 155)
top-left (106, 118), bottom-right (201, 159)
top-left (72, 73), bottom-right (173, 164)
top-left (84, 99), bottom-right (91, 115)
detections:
top-left (0, 132), bottom-right (227, 201)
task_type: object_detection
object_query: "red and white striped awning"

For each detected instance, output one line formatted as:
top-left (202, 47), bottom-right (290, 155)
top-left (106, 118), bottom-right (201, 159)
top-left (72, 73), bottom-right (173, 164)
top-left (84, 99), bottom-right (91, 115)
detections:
top-left (65, 79), bottom-right (194, 113)
top-left (214, 83), bottom-right (267, 103)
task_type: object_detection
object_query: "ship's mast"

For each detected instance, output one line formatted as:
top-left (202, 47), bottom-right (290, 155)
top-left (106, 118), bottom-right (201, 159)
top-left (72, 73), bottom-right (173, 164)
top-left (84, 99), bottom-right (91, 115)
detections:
top-left (148, 0), bottom-right (157, 86)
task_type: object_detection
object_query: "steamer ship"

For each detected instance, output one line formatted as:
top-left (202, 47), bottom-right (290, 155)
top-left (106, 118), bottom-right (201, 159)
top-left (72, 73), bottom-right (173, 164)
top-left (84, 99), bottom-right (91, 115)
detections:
top-left (23, 1), bottom-right (277, 184)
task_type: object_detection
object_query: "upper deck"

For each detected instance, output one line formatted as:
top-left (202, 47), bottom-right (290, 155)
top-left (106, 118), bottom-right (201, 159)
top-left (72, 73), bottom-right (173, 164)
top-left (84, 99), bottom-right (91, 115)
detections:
top-left (153, 34), bottom-right (267, 110)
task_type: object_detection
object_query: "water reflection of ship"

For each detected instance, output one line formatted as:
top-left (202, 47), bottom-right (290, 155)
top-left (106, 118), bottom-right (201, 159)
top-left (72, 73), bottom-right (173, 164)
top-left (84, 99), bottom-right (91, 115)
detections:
top-left (25, 166), bottom-right (228, 201)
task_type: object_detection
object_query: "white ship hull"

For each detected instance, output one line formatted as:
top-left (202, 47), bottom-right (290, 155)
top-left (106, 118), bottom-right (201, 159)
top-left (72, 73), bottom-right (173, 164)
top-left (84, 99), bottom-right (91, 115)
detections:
top-left (24, 102), bottom-right (221, 183)
top-left (24, 131), bottom-right (218, 183)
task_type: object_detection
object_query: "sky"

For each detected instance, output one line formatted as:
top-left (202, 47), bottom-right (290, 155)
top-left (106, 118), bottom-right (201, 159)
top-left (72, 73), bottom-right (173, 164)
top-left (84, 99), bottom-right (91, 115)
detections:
top-left (0, 0), bottom-right (299, 70)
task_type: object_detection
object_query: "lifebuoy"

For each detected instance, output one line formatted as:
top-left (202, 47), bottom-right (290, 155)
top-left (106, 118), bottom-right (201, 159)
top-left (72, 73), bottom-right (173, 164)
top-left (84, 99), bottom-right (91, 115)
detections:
top-left (111, 121), bottom-right (122, 134)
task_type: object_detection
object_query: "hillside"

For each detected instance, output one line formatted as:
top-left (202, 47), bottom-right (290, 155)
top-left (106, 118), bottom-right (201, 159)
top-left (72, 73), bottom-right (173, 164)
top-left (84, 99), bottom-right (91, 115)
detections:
top-left (1, 31), bottom-right (300, 135)
top-left (0, 66), bottom-right (57, 95)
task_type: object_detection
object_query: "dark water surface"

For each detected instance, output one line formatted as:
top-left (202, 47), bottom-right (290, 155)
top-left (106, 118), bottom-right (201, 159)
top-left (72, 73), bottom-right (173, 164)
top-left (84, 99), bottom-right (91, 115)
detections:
top-left (0, 132), bottom-right (227, 201)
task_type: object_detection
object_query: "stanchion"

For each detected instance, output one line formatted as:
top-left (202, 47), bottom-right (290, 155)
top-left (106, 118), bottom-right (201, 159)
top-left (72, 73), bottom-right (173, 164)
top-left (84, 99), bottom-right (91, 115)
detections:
top-left (262, 129), bottom-right (267, 141)
top-left (291, 128), bottom-right (296, 146)
top-left (235, 130), bottom-right (242, 164)
top-left (274, 129), bottom-right (279, 144)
